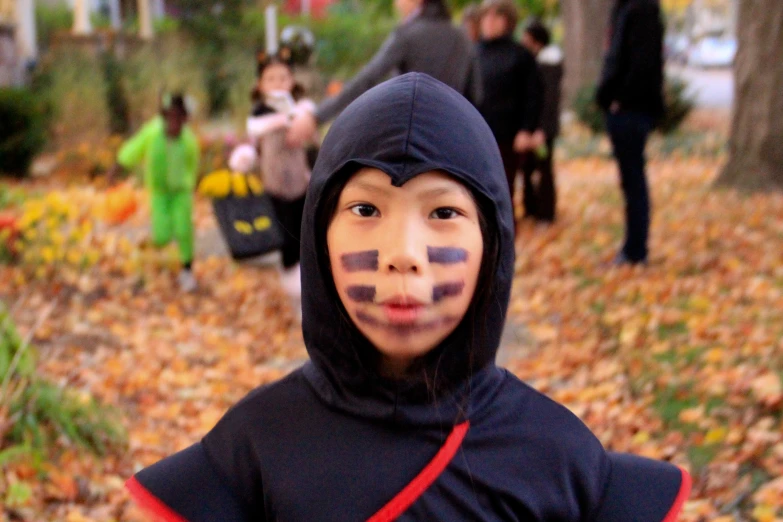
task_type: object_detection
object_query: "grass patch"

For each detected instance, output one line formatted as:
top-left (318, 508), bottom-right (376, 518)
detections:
top-left (687, 444), bottom-right (720, 474)
top-left (657, 321), bottom-right (689, 340)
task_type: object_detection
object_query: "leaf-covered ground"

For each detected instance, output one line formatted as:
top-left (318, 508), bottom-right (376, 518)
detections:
top-left (1, 156), bottom-right (781, 521)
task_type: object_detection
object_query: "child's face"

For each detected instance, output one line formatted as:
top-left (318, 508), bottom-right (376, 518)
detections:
top-left (258, 63), bottom-right (294, 96)
top-left (480, 8), bottom-right (509, 40)
top-left (164, 108), bottom-right (187, 138)
top-left (327, 168), bottom-right (484, 378)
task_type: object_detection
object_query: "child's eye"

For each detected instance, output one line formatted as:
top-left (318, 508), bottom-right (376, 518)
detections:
top-left (430, 207), bottom-right (460, 220)
top-left (350, 204), bottom-right (380, 218)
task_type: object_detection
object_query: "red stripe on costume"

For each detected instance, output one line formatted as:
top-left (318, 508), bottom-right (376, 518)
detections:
top-left (661, 467), bottom-right (692, 522)
top-left (367, 421), bottom-right (470, 522)
top-left (126, 476), bottom-right (189, 522)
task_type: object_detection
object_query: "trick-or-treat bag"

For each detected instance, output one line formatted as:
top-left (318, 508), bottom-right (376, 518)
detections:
top-left (205, 165), bottom-right (284, 260)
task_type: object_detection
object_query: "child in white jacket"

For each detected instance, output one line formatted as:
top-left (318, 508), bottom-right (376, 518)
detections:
top-left (231, 48), bottom-right (318, 318)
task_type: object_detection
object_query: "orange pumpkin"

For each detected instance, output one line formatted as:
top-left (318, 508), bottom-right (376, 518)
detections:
top-left (103, 185), bottom-right (139, 225)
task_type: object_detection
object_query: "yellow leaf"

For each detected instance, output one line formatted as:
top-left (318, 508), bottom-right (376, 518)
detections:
top-left (704, 427), bottom-right (727, 445)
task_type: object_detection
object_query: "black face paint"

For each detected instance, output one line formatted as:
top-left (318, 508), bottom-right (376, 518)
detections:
top-left (346, 285), bottom-right (376, 303)
top-left (341, 250), bottom-right (379, 272)
top-left (355, 310), bottom-right (459, 337)
top-left (432, 281), bottom-right (465, 303)
top-left (427, 246), bottom-right (468, 264)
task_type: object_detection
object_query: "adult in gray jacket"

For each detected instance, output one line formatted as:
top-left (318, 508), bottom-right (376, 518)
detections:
top-left (287, 0), bottom-right (483, 146)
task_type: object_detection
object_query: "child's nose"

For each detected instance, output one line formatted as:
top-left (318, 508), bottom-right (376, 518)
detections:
top-left (382, 222), bottom-right (426, 275)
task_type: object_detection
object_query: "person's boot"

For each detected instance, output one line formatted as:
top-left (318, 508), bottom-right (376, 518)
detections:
top-left (177, 269), bottom-right (198, 293)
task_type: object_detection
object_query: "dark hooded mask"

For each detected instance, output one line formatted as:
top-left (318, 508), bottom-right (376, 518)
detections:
top-left (299, 73), bottom-right (515, 426)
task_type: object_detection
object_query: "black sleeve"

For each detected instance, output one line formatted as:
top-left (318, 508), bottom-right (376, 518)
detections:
top-left (315, 29), bottom-right (407, 124)
top-left (128, 443), bottom-right (258, 522)
top-left (597, 8), bottom-right (628, 110)
top-left (518, 51), bottom-right (543, 133)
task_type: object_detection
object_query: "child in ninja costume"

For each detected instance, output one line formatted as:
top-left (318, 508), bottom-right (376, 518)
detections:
top-left (126, 74), bottom-right (691, 521)
top-left (228, 48), bottom-right (316, 317)
top-left (112, 93), bottom-right (200, 292)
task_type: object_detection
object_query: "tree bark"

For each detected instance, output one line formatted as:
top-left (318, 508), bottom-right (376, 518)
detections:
top-left (717, 0), bottom-right (783, 190)
top-left (561, 0), bottom-right (615, 106)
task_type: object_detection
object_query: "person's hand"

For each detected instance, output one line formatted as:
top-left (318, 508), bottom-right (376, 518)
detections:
top-left (286, 111), bottom-right (318, 148)
top-left (610, 101), bottom-right (621, 114)
top-left (513, 131), bottom-right (532, 153)
top-left (531, 130), bottom-right (546, 149)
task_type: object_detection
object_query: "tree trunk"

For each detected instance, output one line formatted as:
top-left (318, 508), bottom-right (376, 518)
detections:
top-left (561, 0), bottom-right (615, 106)
top-left (717, 0), bottom-right (783, 190)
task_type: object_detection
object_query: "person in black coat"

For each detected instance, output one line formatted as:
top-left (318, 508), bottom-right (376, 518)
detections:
top-left (597, 0), bottom-right (665, 265)
top-left (520, 20), bottom-right (563, 224)
top-left (476, 0), bottom-right (542, 229)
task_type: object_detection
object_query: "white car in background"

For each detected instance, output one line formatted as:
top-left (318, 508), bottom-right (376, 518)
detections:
top-left (687, 37), bottom-right (737, 69)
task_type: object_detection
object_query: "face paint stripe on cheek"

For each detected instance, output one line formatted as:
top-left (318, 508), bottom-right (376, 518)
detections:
top-left (346, 285), bottom-right (376, 303)
top-left (427, 246), bottom-right (468, 264)
top-left (341, 250), bottom-right (379, 272)
top-left (432, 281), bottom-right (465, 303)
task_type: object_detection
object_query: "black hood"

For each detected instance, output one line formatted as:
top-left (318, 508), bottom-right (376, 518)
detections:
top-left (299, 73), bottom-right (515, 426)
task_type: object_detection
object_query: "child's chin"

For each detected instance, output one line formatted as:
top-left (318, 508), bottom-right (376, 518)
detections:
top-left (369, 331), bottom-right (447, 361)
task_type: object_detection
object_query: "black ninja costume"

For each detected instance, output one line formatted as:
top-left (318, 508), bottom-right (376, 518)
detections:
top-left (127, 73), bottom-right (691, 521)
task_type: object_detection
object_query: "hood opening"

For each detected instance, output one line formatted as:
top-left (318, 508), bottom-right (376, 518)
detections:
top-left (312, 162), bottom-right (501, 402)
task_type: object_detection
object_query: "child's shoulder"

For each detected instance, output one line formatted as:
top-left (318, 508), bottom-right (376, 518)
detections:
top-left (219, 367), bottom-right (312, 422)
top-left (491, 370), bottom-right (605, 453)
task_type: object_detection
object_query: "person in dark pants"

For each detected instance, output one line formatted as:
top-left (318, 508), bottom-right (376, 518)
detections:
top-left (476, 0), bottom-right (542, 229)
top-left (520, 21), bottom-right (563, 224)
top-left (597, 0), bottom-right (664, 265)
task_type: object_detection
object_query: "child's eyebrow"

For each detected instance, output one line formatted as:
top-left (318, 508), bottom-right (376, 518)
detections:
top-left (417, 187), bottom-right (462, 200)
top-left (346, 181), bottom-right (393, 196)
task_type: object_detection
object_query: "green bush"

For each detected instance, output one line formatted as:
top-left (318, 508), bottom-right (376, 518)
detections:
top-left (34, 47), bottom-right (111, 145)
top-left (35, 3), bottom-right (73, 52)
top-left (659, 76), bottom-right (695, 134)
top-left (573, 77), bottom-right (695, 135)
top-left (122, 35), bottom-right (208, 128)
top-left (0, 304), bottom-right (126, 457)
top-left (102, 52), bottom-right (130, 134)
top-left (0, 89), bottom-right (47, 177)
top-left (304, 10), bottom-right (396, 80)
top-left (225, 46), bottom-right (259, 129)
top-left (572, 84), bottom-right (606, 134)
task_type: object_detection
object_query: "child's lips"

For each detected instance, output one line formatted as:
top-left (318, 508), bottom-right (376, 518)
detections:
top-left (380, 295), bottom-right (425, 324)
top-left (382, 303), bottom-right (424, 324)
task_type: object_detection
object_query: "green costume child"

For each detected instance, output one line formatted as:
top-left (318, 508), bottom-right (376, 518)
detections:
top-left (115, 94), bottom-right (200, 291)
